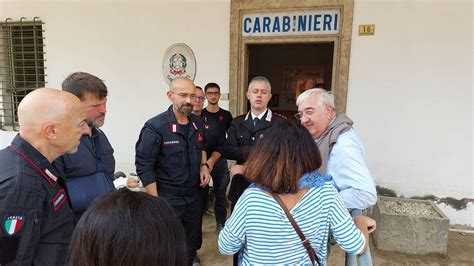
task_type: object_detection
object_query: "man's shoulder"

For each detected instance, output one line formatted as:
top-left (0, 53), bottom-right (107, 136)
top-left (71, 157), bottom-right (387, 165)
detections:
top-left (270, 110), bottom-right (287, 122)
top-left (144, 111), bottom-right (169, 129)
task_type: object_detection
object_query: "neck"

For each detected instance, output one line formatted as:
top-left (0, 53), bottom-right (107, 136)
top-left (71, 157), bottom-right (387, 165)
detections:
top-left (206, 103), bottom-right (220, 112)
top-left (192, 111), bottom-right (202, 116)
top-left (251, 108), bottom-right (266, 117)
top-left (22, 135), bottom-right (57, 163)
top-left (173, 109), bottom-right (189, 125)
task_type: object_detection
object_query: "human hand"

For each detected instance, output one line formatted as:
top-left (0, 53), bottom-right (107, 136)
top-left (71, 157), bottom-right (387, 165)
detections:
top-left (200, 167), bottom-right (211, 187)
top-left (229, 164), bottom-right (246, 177)
top-left (354, 216), bottom-right (376, 234)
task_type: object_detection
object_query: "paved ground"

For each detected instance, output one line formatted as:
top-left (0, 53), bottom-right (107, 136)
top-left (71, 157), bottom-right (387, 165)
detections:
top-left (198, 213), bottom-right (474, 265)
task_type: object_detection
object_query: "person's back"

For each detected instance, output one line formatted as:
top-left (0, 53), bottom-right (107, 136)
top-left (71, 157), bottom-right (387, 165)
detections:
top-left (219, 178), bottom-right (365, 264)
top-left (218, 120), bottom-right (375, 265)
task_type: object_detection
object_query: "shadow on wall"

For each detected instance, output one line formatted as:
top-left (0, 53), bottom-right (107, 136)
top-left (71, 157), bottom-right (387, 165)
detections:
top-left (376, 185), bottom-right (474, 211)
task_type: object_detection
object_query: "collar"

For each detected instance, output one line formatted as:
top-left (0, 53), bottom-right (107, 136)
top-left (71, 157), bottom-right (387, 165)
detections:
top-left (166, 105), bottom-right (198, 134)
top-left (245, 108), bottom-right (272, 122)
top-left (11, 134), bottom-right (59, 187)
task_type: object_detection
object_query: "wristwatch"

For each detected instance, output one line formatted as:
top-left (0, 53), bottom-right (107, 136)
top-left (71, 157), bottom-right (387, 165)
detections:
top-left (200, 163), bottom-right (209, 169)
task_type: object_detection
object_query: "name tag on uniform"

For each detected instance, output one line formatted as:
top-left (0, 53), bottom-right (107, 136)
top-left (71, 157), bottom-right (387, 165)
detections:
top-left (52, 189), bottom-right (67, 212)
top-left (163, 140), bottom-right (180, 146)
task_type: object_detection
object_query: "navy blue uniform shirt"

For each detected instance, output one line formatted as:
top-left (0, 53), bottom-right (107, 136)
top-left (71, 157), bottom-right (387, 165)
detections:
top-left (135, 105), bottom-right (205, 195)
top-left (0, 135), bottom-right (74, 265)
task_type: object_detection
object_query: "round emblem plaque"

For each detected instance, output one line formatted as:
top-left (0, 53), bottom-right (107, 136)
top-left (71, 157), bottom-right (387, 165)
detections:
top-left (162, 43), bottom-right (197, 85)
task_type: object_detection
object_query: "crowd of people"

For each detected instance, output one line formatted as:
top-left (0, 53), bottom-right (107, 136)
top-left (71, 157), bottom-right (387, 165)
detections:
top-left (0, 72), bottom-right (377, 266)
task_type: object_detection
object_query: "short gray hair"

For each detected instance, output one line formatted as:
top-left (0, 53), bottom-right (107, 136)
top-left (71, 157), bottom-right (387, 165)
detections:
top-left (248, 76), bottom-right (271, 92)
top-left (296, 88), bottom-right (335, 110)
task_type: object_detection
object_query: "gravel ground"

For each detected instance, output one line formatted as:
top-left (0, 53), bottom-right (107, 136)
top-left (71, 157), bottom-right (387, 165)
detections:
top-left (382, 199), bottom-right (441, 218)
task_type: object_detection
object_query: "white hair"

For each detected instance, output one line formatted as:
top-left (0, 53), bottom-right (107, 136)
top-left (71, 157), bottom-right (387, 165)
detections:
top-left (296, 88), bottom-right (335, 110)
top-left (248, 76), bottom-right (271, 92)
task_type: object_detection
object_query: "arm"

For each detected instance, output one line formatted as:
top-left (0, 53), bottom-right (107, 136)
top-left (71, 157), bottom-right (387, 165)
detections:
top-left (206, 151), bottom-right (221, 172)
top-left (329, 134), bottom-right (377, 209)
top-left (218, 189), bottom-right (248, 255)
top-left (200, 151), bottom-right (211, 187)
top-left (135, 125), bottom-right (161, 196)
top-left (0, 188), bottom-right (44, 264)
top-left (329, 187), bottom-right (366, 255)
top-left (353, 216), bottom-right (376, 254)
top-left (223, 121), bottom-right (248, 162)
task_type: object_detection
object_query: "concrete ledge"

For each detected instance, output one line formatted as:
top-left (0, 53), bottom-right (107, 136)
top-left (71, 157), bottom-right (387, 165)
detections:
top-left (373, 196), bottom-right (449, 255)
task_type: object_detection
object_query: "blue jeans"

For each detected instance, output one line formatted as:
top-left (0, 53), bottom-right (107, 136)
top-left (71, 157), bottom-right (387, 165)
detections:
top-left (345, 209), bottom-right (373, 266)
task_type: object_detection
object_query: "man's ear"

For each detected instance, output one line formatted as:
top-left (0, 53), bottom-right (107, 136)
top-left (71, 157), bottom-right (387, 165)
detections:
top-left (42, 123), bottom-right (57, 140)
top-left (167, 91), bottom-right (173, 101)
top-left (246, 91), bottom-right (250, 100)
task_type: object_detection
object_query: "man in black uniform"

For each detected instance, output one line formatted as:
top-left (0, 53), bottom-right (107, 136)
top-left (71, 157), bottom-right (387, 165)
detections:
top-left (224, 76), bottom-right (285, 265)
top-left (202, 82), bottom-right (232, 231)
top-left (135, 77), bottom-right (211, 266)
top-left (53, 72), bottom-right (116, 222)
top-left (0, 88), bottom-right (88, 265)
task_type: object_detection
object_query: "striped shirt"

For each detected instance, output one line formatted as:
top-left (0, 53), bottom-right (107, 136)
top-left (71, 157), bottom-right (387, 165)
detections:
top-left (218, 181), bottom-right (365, 265)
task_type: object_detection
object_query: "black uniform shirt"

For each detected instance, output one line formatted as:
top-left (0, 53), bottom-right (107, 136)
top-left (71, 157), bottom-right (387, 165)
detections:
top-left (135, 105), bottom-right (205, 194)
top-left (224, 109), bottom-right (286, 164)
top-left (0, 134), bottom-right (74, 265)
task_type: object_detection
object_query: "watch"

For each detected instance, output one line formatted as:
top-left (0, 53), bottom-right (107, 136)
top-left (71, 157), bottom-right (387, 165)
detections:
top-left (200, 163), bottom-right (209, 169)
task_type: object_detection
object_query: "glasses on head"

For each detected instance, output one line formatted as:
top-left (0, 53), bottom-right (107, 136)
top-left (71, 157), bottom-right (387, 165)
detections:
top-left (172, 92), bottom-right (196, 100)
top-left (294, 108), bottom-right (315, 120)
top-left (195, 96), bottom-right (205, 102)
top-left (206, 91), bottom-right (220, 96)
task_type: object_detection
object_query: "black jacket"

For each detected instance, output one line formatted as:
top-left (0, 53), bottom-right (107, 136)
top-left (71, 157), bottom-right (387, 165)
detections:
top-left (0, 135), bottom-right (74, 265)
top-left (135, 105), bottom-right (205, 196)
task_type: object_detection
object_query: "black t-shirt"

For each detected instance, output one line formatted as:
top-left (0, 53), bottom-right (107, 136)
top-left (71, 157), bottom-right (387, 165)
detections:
top-left (203, 108), bottom-right (233, 135)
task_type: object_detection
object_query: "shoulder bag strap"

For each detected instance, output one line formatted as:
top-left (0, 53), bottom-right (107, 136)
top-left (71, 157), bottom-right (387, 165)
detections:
top-left (270, 192), bottom-right (319, 265)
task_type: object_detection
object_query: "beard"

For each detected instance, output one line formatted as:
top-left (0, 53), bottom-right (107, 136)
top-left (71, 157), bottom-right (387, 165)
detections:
top-left (178, 104), bottom-right (193, 116)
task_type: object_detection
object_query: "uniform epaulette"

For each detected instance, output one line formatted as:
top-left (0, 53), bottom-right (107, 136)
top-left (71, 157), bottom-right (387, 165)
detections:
top-left (273, 112), bottom-right (287, 119)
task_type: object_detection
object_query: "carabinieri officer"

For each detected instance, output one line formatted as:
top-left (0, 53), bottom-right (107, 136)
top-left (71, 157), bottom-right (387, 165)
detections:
top-left (0, 88), bottom-right (88, 265)
top-left (135, 77), bottom-right (211, 266)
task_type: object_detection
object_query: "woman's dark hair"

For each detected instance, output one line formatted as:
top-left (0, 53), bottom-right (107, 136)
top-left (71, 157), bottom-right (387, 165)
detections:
top-left (68, 188), bottom-right (187, 266)
top-left (245, 119), bottom-right (322, 193)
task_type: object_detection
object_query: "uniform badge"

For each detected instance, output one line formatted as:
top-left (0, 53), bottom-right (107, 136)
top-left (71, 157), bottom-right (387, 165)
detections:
top-left (197, 133), bottom-right (204, 142)
top-left (219, 115), bottom-right (224, 121)
top-left (44, 168), bottom-right (58, 182)
top-left (3, 215), bottom-right (25, 236)
top-left (52, 189), bottom-right (67, 212)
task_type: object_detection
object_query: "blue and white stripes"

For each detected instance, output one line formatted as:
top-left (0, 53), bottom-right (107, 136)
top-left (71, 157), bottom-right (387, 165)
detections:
top-left (218, 181), bottom-right (365, 265)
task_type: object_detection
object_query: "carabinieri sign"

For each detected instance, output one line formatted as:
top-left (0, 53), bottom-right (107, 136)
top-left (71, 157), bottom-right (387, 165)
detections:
top-left (242, 10), bottom-right (340, 37)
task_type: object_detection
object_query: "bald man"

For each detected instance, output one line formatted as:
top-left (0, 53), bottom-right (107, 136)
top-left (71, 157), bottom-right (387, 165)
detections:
top-left (0, 88), bottom-right (88, 265)
top-left (135, 77), bottom-right (210, 266)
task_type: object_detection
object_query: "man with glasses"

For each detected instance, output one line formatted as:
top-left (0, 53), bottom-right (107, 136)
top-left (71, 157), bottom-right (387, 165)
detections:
top-left (135, 77), bottom-right (211, 266)
top-left (202, 82), bottom-right (232, 232)
top-left (296, 88), bottom-right (377, 266)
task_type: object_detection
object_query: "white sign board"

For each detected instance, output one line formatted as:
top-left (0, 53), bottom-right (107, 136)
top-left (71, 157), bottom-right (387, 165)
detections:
top-left (162, 43), bottom-right (197, 85)
top-left (242, 10), bottom-right (340, 37)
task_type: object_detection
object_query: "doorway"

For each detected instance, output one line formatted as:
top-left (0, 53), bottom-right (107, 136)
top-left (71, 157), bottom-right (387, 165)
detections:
top-left (229, 0), bottom-right (354, 116)
top-left (247, 42), bottom-right (334, 119)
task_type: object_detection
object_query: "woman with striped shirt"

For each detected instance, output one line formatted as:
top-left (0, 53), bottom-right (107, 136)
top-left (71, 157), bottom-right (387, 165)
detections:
top-left (218, 120), bottom-right (376, 265)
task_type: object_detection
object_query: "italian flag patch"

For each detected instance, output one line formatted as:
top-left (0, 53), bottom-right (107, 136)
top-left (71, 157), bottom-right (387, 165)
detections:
top-left (4, 215), bottom-right (24, 236)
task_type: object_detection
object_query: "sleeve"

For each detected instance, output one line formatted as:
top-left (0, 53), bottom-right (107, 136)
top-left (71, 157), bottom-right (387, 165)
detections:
top-left (0, 187), bottom-right (44, 265)
top-left (330, 136), bottom-right (377, 209)
top-left (218, 190), bottom-right (248, 255)
top-left (328, 187), bottom-right (365, 255)
top-left (225, 112), bottom-right (233, 131)
top-left (223, 121), bottom-right (248, 162)
top-left (135, 124), bottom-right (162, 186)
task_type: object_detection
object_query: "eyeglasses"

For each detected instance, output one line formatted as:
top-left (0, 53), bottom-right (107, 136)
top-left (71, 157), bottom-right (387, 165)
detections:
top-left (206, 91), bottom-right (220, 96)
top-left (172, 92), bottom-right (196, 100)
top-left (294, 108), bottom-right (315, 120)
top-left (196, 96), bottom-right (205, 102)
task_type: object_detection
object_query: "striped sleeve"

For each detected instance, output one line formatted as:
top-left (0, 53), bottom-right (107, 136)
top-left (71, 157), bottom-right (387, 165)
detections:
top-left (218, 192), bottom-right (248, 255)
top-left (329, 187), bottom-right (366, 254)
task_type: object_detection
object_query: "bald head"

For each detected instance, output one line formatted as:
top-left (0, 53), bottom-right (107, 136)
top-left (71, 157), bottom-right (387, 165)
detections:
top-left (19, 88), bottom-right (81, 131)
top-left (169, 77), bottom-right (194, 92)
top-left (18, 88), bottom-right (88, 162)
